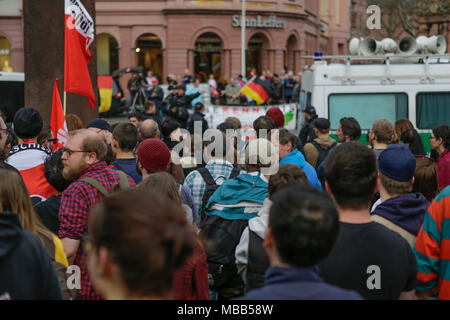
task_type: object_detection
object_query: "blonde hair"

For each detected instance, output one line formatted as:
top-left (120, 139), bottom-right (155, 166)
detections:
top-left (138, 172), bottom-right (182, 208)
top-left (0, 169), bottom-right (55, 244)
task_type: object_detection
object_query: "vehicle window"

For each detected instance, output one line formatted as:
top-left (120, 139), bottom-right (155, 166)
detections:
top-left (0, 81), bottom-right (24, 123)
top-left (306, 92), bottom-right (312, 108)
top-left (299, 90), bottom-right (306, 110)
top-left (328, 93), bottom-right (408, 130)
top-left (416, 92), bottom-right (450, 129)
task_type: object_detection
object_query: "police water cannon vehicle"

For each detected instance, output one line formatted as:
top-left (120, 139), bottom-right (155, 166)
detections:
top-left (300, 35), bottom-right (450, 152)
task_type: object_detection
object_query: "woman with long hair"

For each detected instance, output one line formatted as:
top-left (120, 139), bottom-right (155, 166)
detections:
top-left (393, 118), bottom-right (414, 144)
top-left (138, 172), bottom-right (209, 300)
top-left (0, 169), bottom-right (72, 298)
top-left (413, 156), bottom-right (439, 203)
top-left (430, 125), bottom-right (450, 190)
top-left (400, 128), bottom-right (427, 156)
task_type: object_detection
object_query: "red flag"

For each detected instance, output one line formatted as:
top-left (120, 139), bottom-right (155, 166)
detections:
top-left (64, 0), bottom-right (96, 109)
top-left (51, 78), bottom-right (68, 152)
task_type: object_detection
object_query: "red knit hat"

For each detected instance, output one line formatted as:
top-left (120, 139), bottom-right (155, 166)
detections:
top-left (266, 107), bottom-right (284, 128)
top-left (137, 138), bottom-right (171, 173)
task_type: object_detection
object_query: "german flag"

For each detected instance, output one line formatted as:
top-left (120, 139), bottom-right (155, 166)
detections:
top-left (98, 75), bottom-right (113, 113)
top-left (240, 77), bottom-right (269, 105)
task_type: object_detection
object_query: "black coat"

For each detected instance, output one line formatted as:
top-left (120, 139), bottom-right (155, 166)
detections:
top-left (0, 212), bottom-right (63, 300)
top-left (34, 195), bottom-right (61, 235)
top-left (269, 81), bottom-right (284, 104)
top-left (299, 116), bottom-right (318, 146)
top-left (187, 111), bottom-right (209, 134)
top-left (148, 86), bottom-right (164, 111)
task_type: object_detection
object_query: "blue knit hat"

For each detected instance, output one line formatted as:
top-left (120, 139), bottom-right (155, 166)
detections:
top-left (378, 145), bottom-right (416, 182)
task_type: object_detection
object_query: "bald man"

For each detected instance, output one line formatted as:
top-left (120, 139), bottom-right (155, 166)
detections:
top-left (58, 129), bottom-right (135, 300)
top-left (139, 119), bottom-right (160, 140)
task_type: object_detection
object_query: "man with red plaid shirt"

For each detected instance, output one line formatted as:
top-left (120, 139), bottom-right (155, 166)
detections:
top-left (58, 129), bottom-right (135, 300)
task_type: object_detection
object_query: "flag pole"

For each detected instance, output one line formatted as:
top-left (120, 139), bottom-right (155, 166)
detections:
top-left (63, 91), bottom-right (67, 116)
top-left (241, 0), bottom-right (246, 78)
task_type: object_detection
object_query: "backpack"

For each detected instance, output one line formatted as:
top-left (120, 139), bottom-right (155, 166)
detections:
top-left (199, 215), bottom-right (248, 298)
top-left (311, 140), bottom-right (337, 170)
top-left (40, 235), bottom-right (78, 300)
top-left (79, 171), bottom-right (131, 197)
top-left (197, 167), bottom-right (241, 225)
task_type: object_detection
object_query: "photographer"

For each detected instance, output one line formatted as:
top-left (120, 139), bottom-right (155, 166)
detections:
top-left (127, 73), bottom-right (139, 111)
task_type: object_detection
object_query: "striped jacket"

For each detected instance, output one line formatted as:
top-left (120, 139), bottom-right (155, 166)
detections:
top-left (414, 186), bottom-right (450, 299)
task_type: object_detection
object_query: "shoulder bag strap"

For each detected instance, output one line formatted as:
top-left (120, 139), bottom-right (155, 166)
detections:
top-left (79, 177), bottom-right (110, 197)
top-left (197, 167), bottom-right (216, 186)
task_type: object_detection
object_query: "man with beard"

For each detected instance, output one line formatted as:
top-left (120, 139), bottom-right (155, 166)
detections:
top-left (336, 117), bottom-right (361, 143)
top-left (58, 129), bottom-right (135, 300)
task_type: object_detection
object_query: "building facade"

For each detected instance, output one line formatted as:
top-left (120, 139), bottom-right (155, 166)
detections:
top-left (1, 0), bottom-right (350, 86)
top-left (95, 0), bottom-right (350, 85)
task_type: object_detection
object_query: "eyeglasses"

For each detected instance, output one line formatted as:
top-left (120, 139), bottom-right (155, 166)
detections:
top-left (47, 138), bottom-right (57, 143)
top-left (429, 136), bottom-right (436, 141)
top-left (0, 128), bottom-right (9, 137)
top-left (61, 147), bottom-right (90, 157)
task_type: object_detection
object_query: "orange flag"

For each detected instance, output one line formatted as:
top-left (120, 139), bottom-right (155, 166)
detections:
top-left (50, 78), bottom-right (68, 152)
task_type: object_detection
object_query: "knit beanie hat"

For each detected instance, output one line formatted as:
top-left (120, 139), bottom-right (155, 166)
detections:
top-left (137, 138), bottom-right (171, 173)
top-left (266, 107), bottom-right (285, 128)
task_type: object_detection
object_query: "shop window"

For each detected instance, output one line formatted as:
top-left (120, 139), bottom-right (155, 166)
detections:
top-left (136, 33), bottom-right (163, 82)
top-left (194, 32), bottom-right (222, 82)
top-left (0, 36), bottom-right (12, 72)
top-left (97, 33), bottom-right (119, 75)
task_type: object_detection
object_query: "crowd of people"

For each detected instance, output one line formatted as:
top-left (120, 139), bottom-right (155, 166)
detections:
top-left (0, 100), bottom-right (449, 301)
top-left (126, 68), bottom-right (302, 117)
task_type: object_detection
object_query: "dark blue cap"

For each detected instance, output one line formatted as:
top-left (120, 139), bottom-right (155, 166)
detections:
top-left (378, 145), bottom-right (416, 182)
top-left (86, 119), bottom-right (112, 133)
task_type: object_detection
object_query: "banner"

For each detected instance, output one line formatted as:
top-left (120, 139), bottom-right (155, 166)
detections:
top-left (64, 0), bottom-right (96, 109)
top-left (205, 104), bottom-right (299, 131)
top-left (50, 78), bottom-right (68, 152)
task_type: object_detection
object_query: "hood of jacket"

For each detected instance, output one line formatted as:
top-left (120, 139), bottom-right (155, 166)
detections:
top-left (206, 173), bottom-right (268, 220)
top-left (280, 149), bottom-right (306, 167)
top-left (372, 193), bottom-right (428, 235)
top-left (0, 212), bottom-right (23, 259)
top-left (312, 136), bottom-right (337, 150)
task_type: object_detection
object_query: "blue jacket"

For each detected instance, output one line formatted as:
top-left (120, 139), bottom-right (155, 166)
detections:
top-left (238, 266), bottom-right (363, 300)
top-left (205, 173), bottom-right (268, 220)
top-left (280, 150), bottom-right (322, 189)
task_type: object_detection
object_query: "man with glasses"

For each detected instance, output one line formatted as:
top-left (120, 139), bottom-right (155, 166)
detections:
top-left (58, 129), bottom-right (135, 300)
top-left (6, 108), bottom-right (56, 204)
top-left (0, 116), bottom-right (18, 173)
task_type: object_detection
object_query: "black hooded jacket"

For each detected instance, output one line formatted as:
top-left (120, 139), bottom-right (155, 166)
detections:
top-left (0, 212), bottom-right (63, 300)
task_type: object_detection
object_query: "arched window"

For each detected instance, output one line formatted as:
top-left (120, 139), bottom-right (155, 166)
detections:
top-left (97, 33), bottom-right (119, 75)
top-left (194, 32), bottom-right (222, 82)
top-left (135, 33), bottom-right (163, 82)
top-left (0, 36), bottom-right (12, 72)
top-left (285, 35), bottom-right (298, 72)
